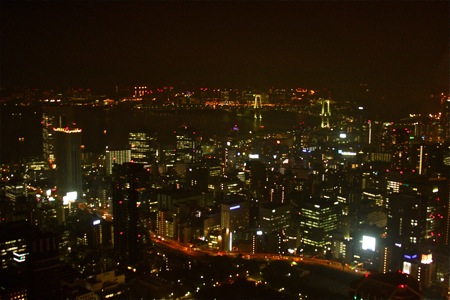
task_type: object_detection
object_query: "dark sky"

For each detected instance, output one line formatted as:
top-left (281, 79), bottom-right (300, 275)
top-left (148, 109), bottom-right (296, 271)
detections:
top-left (0, 1), bottom-right (448, 117)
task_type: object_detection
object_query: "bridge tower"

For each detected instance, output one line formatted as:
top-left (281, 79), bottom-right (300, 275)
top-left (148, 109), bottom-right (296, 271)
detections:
top-left (253, 94), bottom-right (262, 109)
top-left (320, 99), bottom-right (331, 128)
top-left (253, 94), bottom-right (262, 119)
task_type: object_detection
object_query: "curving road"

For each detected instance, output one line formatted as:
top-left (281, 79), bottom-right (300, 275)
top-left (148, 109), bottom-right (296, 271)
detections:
top-left (151, 235), bottom-right (366, 275)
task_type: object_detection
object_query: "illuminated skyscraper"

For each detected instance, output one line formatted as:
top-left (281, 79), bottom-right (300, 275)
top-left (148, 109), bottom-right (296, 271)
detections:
top-left (440, 94), bottom-right (449, 143)
top-left (129, 132), bottom-right (157, 165)
top-left (41, 105), bottom-right (75, 164)
top-left (53, 127), bottom-right (82, 199)
top-left (105, 147), bottom-right (131, 175)
top-left (175, 125), bottom-right (202, 164)
top-left (298, 198), bottom-right (339, 249)
top-left (42, 113), bottom-right (56, 163)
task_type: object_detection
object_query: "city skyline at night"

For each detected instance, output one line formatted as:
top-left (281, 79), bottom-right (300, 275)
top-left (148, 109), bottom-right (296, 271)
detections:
top-left (0, 2), bottom-right (449, 299)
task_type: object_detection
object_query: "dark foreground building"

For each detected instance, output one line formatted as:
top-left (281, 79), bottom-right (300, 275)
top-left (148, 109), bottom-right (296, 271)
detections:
top-left (349, 271), bottom-right (423, 300)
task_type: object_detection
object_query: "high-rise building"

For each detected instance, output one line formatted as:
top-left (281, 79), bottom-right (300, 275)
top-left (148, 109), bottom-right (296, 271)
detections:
top-left (0, 221), bottom-right (29, 271)
top-left (129, 132), bottom-right (157, 165)
top-left (105, 147), bottom-right (131, 175)
top-left (257, 203), bottom-right (292, 254)
top-left (349, 272), bottom-right (422, 300)
top-left (0, 221), bottom-right (60, 299)
top-left (387, 176), bottom-right (449, 247)
top-left (185, 164), bottom-right (209, 192)
top-left (259, 203), bottom-right (291, 234)
top-left (42, 113), bottom-right (56, 163)
top-left (245, 158), bottom-right (266, 189)
top-left (298, 198), bottom-right (339, 249)
top-left (221, 200), bottom-right (250, 232)
top-left (175, 125), bottom-right (202, 164)
top-left (442, 95), bottom-right (450, 142)
top-left (53, 127), bottom-right (82, 200)
top-left (41, 105), bottom-right (75, 164)
top-left (112, 162), bottom-right (147, 267)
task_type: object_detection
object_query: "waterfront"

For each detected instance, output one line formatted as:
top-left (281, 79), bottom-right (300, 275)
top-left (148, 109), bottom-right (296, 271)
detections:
top-left (77, 106), bottom-right (316, 152)
top-left (0, 104), bottom-right (319, 162)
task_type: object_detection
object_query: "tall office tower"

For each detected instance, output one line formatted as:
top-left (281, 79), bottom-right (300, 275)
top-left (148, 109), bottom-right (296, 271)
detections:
top-left (259, 203), bottom-right (291, 234)
top-left (112, 162), bottom-right (147, 267)
top-left (387, 193), bottom-right (426, 246)
top-left (105, 147), bottom-right (131, 175)
top-left (406, 142), bottom-right (447, 175)
top-left (27, 230), bottom-right (60, 299)
top-left (220, 199), bottom-right (250, 251)
top-left (53, 127), bottom-right (82, 200)
top-left (388, 176), bottom-right (449, 247)
top-left (185, 164), bottom-right (209, 192)
top-left (175, 125), bottom-right (202, 164)
top-left (42, 113), bottom-right (56, 163)
top-left (298, 198), bottom-right (339, 250)
top-left (0, 221), bottom-right (60, 299)
top-left (42, 105), bottom-right (75, 164)
top-left (258, 203), bottom-right (292, 253)
top-left (442, 95), bottom-right (450, 142)
top-left (245, 158), bottom-right (266, 190)
top-left (220, 200), bottom-right (250, 232)
top-left (129, 132), bottom-right (157, 165)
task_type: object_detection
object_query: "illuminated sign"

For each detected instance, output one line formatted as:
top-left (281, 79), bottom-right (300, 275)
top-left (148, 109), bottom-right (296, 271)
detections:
top-left (63, 191), bottom-right (78, 205)
top-left (402, 261), bottom-right (411, 274)
top-left (362, 235), bottom-right (376, 251)
top-left (421, 254), bottom-right (433, 264)
top-left (13, 251), bottom-right (28, 263)
top-left (53, 127), bottom-right (82, 133)
top-left (339, 133), bottom-right (347, 138)
top-left (93, 220), bottom-right (101, 226)
top-left (341, 151), bottom-right (357, 156)
top-left (256, 230), bottom-right (263, 236)
top-left (229, 205), bottom-right (240, 210)
top-left (67, 191), bottom-right (77, 200)
top-left (249, 154), bottom-right (260, 159)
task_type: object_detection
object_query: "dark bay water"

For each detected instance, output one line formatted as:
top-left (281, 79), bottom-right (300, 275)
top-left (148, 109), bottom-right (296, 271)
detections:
top-left (76, 107), bottom-right (315, 153)
top-left (1, 105), bottom-right (318, 162)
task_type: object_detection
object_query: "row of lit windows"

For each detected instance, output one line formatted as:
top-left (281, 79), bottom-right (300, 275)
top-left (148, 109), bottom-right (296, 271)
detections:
top-left (1, 239), bottom-right (24, 245)
top-left (1, 246), bottom-right (23, 253)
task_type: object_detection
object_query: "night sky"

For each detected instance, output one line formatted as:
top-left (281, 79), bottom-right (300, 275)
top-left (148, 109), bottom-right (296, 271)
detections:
top-left (1, 1), bottom-right (448, 117)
